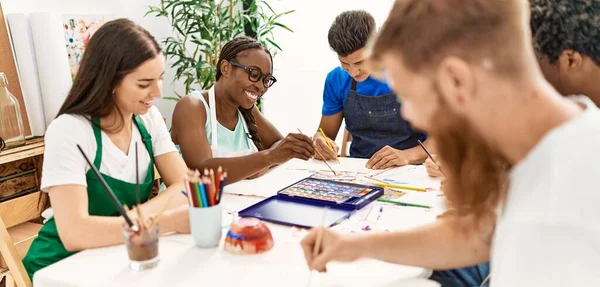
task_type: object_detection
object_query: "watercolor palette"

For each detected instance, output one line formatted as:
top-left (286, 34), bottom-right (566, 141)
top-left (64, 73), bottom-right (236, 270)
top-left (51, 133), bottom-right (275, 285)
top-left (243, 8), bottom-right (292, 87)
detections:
top-left (278, 178), bottom-right (378, 205)
top-left (238, 178), bottom-right (383, 228)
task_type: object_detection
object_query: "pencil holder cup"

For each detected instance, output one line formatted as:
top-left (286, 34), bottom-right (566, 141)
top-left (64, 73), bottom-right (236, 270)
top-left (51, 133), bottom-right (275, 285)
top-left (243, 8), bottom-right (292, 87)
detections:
top-left (189, 204), bottom-right (222, 248)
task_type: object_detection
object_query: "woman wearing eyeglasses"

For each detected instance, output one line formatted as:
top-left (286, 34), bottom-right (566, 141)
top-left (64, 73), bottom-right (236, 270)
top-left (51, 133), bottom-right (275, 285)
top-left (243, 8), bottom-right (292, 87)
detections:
top-left (171, 36), bottom-right (315, 183)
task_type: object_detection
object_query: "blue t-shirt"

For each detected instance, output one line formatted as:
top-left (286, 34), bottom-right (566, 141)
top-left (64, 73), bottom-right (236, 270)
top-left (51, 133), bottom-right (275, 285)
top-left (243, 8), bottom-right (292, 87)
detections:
top-left (322, 66), bottom-right (392, 116)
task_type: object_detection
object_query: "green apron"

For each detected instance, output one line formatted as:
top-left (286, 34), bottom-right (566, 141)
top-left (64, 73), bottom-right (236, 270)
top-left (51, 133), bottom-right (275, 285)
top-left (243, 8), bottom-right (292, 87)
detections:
top-left (22, 116), bottom-right (155, 279)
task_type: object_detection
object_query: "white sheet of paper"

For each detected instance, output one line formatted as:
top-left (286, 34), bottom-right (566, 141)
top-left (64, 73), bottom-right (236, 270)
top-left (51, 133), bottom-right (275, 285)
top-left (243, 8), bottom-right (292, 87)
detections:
top-left (223, 167), bottom-right (310, 197)
top-left (395, 191), bottom-right (444, 209)
top-left (369, 165), bottom-right (441, 190)
top-left (332, 203), bottom-right (437, 234)
top-left (284, 158), bottom-right (374, 174)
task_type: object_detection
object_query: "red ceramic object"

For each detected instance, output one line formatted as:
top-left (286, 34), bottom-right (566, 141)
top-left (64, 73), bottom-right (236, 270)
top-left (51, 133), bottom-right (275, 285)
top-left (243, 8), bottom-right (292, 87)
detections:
top-left (224, 217), bottom-right (274, 254)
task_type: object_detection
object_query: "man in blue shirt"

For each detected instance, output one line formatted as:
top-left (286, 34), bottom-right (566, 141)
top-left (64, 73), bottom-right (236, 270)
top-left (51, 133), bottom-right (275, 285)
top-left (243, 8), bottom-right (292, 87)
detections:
top-left (313, 10), bottom-right (429, 169)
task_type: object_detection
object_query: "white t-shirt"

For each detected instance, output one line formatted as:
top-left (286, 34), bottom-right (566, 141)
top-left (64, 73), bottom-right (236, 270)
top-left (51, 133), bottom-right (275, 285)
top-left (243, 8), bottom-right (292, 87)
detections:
top-left (41, 106), bottom-right (177, 192)
top-left (492, 96), bottom-right (600, 286)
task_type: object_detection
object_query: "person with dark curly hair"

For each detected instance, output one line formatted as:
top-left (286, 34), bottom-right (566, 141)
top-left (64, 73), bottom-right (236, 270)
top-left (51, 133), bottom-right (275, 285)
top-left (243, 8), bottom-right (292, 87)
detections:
top-left (531, 0), bottom-right (600, 106)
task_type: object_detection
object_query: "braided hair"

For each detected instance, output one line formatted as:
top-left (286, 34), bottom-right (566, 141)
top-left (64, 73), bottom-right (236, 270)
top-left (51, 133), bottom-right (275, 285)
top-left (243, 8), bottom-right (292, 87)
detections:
top-left (216, 36), bottom-right (272, 151)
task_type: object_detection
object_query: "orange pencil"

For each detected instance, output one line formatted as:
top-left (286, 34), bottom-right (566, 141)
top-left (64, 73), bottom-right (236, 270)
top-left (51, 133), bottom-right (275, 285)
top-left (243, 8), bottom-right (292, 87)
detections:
top-left (209, 169), bottom-right (216, 206)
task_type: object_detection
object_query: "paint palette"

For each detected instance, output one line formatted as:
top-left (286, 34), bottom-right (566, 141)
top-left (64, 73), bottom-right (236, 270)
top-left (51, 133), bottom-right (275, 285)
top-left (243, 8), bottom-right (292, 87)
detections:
top-left (278, 178), bottom-right (381, 206)
top-left (238, 178), bottom-right (384, 228)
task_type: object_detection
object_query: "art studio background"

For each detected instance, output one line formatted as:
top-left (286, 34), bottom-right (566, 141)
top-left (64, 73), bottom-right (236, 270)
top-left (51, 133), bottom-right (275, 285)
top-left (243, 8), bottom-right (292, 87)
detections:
top-left (0, 0), bottom-right (395, 148)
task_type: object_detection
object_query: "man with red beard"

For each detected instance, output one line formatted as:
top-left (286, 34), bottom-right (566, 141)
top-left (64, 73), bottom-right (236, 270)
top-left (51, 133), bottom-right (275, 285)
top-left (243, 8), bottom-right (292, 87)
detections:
top-left (426, 0), bottom-right (600, 176)
top-left (301, 0), bottom-right (600, 286)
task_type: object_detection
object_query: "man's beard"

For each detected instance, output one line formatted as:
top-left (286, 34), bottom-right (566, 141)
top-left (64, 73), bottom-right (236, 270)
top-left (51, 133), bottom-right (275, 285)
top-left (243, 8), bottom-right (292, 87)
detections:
top-left (429, 93), bottom-right (509, 220)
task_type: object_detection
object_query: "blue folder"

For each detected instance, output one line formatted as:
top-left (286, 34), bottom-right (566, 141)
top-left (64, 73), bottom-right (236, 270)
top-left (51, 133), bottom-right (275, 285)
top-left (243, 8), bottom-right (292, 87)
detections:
top-left (238, 177), bottom-right (383, 228)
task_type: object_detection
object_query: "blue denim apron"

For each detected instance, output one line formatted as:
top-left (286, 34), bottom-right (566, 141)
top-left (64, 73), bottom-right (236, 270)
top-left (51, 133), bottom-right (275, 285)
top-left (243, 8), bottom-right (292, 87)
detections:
top-left (343, 80), bottom-right (426, 158)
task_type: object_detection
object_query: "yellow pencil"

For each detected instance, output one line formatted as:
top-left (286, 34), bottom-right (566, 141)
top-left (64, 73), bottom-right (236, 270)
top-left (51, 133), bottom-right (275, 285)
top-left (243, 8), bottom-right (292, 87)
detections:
top-left (374, 182), bottom-right (427, 192)
top-left (318, 127), bottom-right (339, 162)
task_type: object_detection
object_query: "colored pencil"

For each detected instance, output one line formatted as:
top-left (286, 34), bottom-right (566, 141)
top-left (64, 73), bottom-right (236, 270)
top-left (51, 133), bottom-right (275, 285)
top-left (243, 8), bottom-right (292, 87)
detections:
top-left (319, 127), bottom-right (339, 162)
top-left (192, 181), bottom-right (202, 207)
top-left (181, 190), bottom-right (191, 205)
top-left (197, 180), bottom-right (206, 207)
top-left (215, 166), bottom-right (222, 203)
top-left (218, 172), bottom-right (226, 204)
top-left (374, 182), bottom-right (427, 192)
top-left (183, 167), bottom-right (227, 208)
top-left (209, 169), bottom-right (216, 206)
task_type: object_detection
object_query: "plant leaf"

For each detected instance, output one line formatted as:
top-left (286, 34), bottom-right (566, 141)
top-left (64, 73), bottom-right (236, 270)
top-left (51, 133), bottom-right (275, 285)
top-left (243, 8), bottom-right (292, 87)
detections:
top-left (162, 96), bottom-right (182, 102)
top-left (259, 0), bottom-right (276, 14)
top-left (273, 22), bottom-right (294, 33)
top-left (266, 38), bottom-right (282, 51)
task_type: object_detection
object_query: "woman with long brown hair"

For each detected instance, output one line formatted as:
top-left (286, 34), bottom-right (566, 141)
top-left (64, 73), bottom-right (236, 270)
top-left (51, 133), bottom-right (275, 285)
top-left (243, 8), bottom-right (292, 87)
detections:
top-left (22, 19), bottom-right (190, 279)
top-left (171, 36), bottom-right (315, 183)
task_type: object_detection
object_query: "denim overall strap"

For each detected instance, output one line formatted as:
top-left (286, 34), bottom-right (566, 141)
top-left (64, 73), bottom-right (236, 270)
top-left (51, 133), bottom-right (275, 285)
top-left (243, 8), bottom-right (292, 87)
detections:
top-left (342, 80), bottom-right (424, 158)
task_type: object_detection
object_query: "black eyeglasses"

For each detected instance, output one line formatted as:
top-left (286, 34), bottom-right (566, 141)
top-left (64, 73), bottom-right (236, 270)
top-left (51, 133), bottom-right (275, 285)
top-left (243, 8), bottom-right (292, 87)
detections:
top-left (229, 60), bottom-right (277, 88)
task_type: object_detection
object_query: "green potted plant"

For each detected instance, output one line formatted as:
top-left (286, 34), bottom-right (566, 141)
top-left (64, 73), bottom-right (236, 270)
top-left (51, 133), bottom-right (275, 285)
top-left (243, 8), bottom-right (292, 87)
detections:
top-left (146, 0), bottom-right (294, 110)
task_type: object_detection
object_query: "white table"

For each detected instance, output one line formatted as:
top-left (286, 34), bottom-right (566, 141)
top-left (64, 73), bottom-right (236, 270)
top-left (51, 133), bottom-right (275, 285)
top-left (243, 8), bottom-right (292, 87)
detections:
top-left (34, 159), bottom-right (442, 287)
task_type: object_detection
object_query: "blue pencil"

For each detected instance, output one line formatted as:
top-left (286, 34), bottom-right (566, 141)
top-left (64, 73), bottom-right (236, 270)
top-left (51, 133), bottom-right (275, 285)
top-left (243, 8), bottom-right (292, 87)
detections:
top-left (181, 190), bottom-right (191, 206)
top-left (199, 181), bottom-right (209, 207)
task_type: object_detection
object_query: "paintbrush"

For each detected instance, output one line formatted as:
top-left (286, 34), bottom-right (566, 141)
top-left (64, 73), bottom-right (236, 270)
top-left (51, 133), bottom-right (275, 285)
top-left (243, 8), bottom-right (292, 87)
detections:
top-left (135, 205), bottom-right (149, 230)
top-left (417, 140), bottom-right (437, 164)
top-left (308, 206), bottom-right (329, 286)
top-left (135, 142), bottom-right (140, 206)
top-left (134, 143), bottom-right (147, 230)
top-left (297, 128), bottom-right (337, 176)
top-left (417, 139), bottom-right (445, 177)
top-left (77, 144), bottom-right (138, 232)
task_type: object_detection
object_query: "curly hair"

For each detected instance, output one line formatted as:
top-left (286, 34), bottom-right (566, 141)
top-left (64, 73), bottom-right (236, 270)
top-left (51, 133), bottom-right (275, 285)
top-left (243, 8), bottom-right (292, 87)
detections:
top-left (530, 0), bottom-right (600, 65)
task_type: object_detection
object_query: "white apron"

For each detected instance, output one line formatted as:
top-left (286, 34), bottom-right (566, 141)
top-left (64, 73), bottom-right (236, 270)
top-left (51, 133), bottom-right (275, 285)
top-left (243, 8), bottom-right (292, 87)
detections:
top-left (207, 87), bottom-right (259, 158)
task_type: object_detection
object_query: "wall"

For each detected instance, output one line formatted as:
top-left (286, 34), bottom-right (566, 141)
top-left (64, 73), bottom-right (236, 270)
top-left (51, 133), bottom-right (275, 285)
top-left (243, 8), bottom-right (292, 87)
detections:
top-left (0, 0), bottom-right (182, 126)
top-left (1, 0), bottom-right (396, 146)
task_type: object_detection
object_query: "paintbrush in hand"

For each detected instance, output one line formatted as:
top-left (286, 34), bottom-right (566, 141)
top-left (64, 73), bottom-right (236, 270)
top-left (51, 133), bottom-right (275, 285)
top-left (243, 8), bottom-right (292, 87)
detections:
top-left (297, 128), bottom-right (337, 176)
